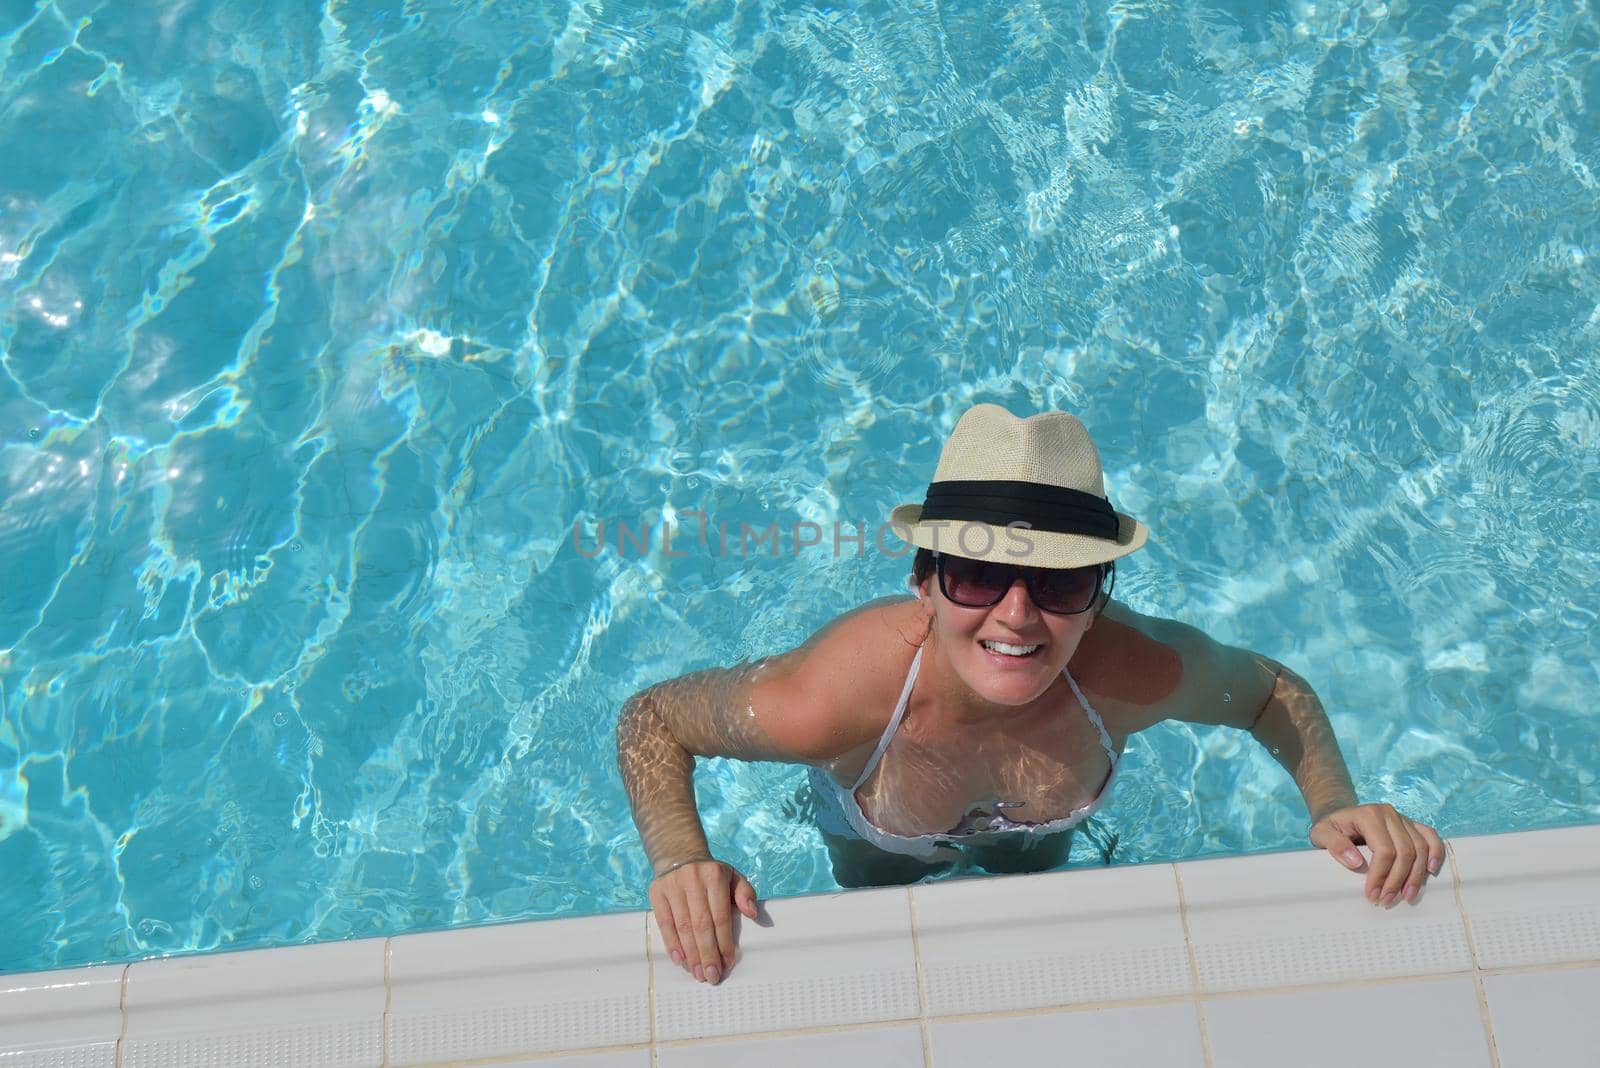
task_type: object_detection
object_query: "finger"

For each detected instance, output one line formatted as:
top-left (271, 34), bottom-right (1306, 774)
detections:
top-left (1311, 826), bottom-right (1367, 872)
top-left (708, 874), bottom-right (736, 980)
top-left (1400, 823), bottom-right (1431, 904)
top-left (1379, 810), bottom-right (1417, 908)
top-left (650, 890), bottom-right (684, 967)
top-left (670, 885), bottom-right (706, 978)
top-left (734, 872), bottom-right (760, 919)
top-left (1418, 823), bottom-right (1446, 876)
top-left (683, 879), bottom-right (723, 984)
top-left (649, 886), bottom-right (687, 971)
top-left (1361, 815), bottom-right (1396, 904)
top-left (723, 878), bottom-right (757, 975)
top-left (672, 911), bottom-right (703, 976)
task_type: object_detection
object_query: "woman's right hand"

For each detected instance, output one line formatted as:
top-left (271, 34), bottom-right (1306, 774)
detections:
top-left (648, 857), bottom-right (759, 985)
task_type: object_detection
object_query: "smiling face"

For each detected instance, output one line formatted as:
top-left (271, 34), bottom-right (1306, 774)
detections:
top-left (913, 555), bottom-right (1099, 713)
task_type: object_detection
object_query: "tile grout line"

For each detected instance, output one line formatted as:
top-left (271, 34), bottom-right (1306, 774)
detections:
top-left (115, 962), bottom-right (129, 1068)
top-left (911, 994), bottom-right (1198, 1028)
top-left (398, 1022), bottom-right (914, 1068)
top-left (1186, 967), bottom-right (1478, 1002)
top-left (1449, 844), bottom-right (1502, 1068)
top-left (382, 937), bottom-right (393, 1068)
top-left (907, 886), bottom-right (934, 1068)
top-left (645, 912), bottom-right (659, 1068)
top-left (653, 1017), bottom-right (925, 1050)
top-left (1171, 863), bottom-right (1213, 1068)
top-left (1476, 958), bottom-right (1600, 977)
top-left (442, 1043), bottom-right (653, 1066)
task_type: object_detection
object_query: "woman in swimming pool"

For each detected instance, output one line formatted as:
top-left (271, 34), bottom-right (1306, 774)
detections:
top-left (616, 404), bottom-right (1445, 986)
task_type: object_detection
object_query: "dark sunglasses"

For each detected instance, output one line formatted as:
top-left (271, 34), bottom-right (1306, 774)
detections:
top-left (934, 552), bottom-right (1113, 616)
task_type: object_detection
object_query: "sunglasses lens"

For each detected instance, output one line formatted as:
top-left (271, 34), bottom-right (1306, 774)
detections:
top-left (940, 556), bottom-right (1012, 606)
top-left (1029, 566), bottom-right (1101, 614)
top-left (940, 556), bottom-right (1104, 614)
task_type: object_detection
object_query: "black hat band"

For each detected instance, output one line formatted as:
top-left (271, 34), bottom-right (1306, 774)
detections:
top-left (918, 479), bottom-right (1120, 540)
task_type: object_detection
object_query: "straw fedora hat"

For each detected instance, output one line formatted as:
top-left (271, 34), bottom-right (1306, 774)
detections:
top-left (889, 404), bottom-right (1148, 568)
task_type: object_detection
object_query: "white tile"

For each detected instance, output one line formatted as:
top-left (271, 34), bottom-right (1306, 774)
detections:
top-left (123, 939), bottom-right (385, 1068)
top-left (489, 1051), bottom-right (651, 1068)
top-left (387, 912), bottom-right (649, 1065)
top-left (657, 1025), bottom-right (924, 1068)
top-left (1483, 966), bottom-right (1600, 1067)
top-left (1178, 847), bottom-right (1471, 992)
top-left (0, 964), bottom-right (123, 1068)
top-left (1205, 977), bottom-right (1492, 1068)
top-left (931, 1001), bottom-right (1205, 1067)
top-left (649, 886), bottom-right (919, 1042)
top-left (1451, 825), bottom-right (1600, 969)
top-left (911, 863), bottom-right (1191, 1015)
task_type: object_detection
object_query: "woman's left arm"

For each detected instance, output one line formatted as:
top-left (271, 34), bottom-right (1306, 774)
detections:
top-left (1090, 603), bottom-right (1445, 906)
top-left (1250, 664), bottom-right (1445, 907)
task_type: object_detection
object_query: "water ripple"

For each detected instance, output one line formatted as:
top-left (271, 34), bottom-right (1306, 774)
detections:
top-left (1, 0), bottom-right (1597, 974)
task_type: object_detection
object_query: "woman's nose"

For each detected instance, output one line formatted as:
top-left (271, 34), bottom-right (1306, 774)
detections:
top-left (992, 577), bottom-right (1037, 619)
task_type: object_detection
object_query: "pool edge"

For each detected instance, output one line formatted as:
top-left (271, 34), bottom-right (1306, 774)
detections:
top-left (1, 824), bottom-right (1596, 1066)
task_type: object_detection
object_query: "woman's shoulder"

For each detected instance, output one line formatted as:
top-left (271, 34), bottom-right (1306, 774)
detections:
top-left (1068, 600), bottom-right (1186, 736)
top-left (750, 596), bottom-right (925, 762)
top-left (1070, 600), bottom-right (1277, 735)
top-left (788, 595), bottom-right (927, 713)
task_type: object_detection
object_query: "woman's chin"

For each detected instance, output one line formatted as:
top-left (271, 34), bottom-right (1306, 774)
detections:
top-left (966, 654), bottom-right (1054, 704)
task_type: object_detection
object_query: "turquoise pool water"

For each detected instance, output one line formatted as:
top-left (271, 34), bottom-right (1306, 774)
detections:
top-left (1, 0), bottom-right (1597, 974)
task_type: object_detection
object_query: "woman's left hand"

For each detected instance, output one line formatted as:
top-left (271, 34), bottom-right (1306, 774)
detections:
top-left (1309, 803), bottom-right (1446, 907)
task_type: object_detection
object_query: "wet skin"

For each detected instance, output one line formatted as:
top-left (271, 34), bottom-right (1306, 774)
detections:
top-left (617, 585), bottom-right (1209, 986)
top-left (810, 571), bottom-right (1174, 883)
top-left (619, 576), bottom-right (1443, 985)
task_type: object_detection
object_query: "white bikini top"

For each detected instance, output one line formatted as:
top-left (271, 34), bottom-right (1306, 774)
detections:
top-left (822, 644), bottom-right (1121, 859)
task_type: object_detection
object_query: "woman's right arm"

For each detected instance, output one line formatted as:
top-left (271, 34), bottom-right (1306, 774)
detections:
top-left (617, 661), bottom-right (794, 880)
top-left (615, 674), bottom-right (753, 987)
top-left (616, 644), bottom-right (851, 986)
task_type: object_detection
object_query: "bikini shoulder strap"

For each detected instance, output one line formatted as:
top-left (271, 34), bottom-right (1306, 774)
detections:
top-left (1063, 668), bottom-right (1117, 763)
top-left (849, 644), bottom-right (923, 791)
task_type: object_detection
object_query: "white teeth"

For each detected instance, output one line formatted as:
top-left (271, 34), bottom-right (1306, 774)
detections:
top-left (982, 640), bottom-right (1039, 656)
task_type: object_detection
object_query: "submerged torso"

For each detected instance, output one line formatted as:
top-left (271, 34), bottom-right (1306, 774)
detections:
top-left (852, 646), bottom-right (1120, 838)
top-left (809, 599), bottom-right (1151, 853)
